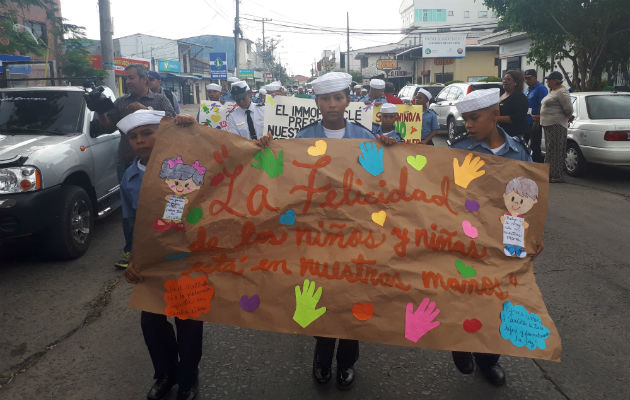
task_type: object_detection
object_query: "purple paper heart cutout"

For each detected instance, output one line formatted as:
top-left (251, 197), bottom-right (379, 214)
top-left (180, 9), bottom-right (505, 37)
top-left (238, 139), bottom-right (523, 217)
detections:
top-left (240, 294), bottom-right (260, 312)
top-left (465, 199), bottom-right (480, 212)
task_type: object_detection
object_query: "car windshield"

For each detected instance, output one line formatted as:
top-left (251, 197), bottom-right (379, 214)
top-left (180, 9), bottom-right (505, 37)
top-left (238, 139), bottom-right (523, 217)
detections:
top-left (0, 91), bottom-right (84, 135)
top-left (585, 95), bottom-right (630, 119)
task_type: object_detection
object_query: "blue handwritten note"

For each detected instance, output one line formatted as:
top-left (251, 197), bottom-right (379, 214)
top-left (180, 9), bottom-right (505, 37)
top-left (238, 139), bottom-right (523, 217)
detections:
top-left (500, 301), bottom-right (550, 350)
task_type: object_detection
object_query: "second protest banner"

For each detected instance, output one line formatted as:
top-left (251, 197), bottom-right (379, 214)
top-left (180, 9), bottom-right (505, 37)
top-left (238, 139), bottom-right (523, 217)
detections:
top-left (264, 95), bottom-right (372, 139)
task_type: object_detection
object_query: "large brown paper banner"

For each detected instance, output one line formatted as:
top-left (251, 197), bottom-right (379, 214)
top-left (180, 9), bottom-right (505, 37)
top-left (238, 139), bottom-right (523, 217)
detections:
top-left (130, 120), bottom-right (561, 361)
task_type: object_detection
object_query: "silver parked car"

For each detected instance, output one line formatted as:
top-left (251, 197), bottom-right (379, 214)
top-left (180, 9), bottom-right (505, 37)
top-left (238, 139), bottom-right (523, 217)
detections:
top-left (0, 86), bottom-right (121, 259)
top-left (541, 92), bottom-right (630, 176)
top-left (430, 82), bottom-right (503, 139)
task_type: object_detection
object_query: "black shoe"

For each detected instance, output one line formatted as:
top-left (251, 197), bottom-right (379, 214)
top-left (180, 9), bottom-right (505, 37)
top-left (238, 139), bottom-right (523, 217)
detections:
top-left (452, 351), bottom-right (474, 374)
top-left (313, 364), bottom-right (332, 384)
top-left (176, 384), bottom-right (199, 400)
top-left (336, 367), bottom-right (355, 390)
top-left (479, 364), bottom-right (506, 387)
top-left (147, 376), bottom-right (175, 400)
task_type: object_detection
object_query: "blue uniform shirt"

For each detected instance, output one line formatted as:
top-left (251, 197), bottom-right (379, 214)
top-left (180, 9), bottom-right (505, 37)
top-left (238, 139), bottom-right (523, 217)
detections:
top-left (120, 159), bottom-right (145, 220)
top-left (359, 95), bottom-right (388, 104)
top-left (372, 123), bottom-right (403, 142)
top-left (296, 119), bottom-right (375, 139)
top-left (449, 126), bottom-right (532, 161)
top-left (421, 109), bottom-right (439, 139)
top-left (525, 82), bottom-right (548, 125)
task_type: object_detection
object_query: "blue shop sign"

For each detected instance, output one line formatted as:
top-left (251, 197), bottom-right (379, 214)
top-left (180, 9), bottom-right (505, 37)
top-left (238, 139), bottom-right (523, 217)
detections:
top-left (158, 59), bottom-right (182, 73)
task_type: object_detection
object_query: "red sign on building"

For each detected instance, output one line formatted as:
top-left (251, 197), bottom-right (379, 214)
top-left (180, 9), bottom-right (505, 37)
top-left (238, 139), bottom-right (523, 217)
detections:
top-left (86, 55), bottom-right (151, 75)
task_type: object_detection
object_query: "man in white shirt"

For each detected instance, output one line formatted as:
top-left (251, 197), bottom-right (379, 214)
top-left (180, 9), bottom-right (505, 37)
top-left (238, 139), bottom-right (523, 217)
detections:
top-left (226, 81), bottom-right (265, 140)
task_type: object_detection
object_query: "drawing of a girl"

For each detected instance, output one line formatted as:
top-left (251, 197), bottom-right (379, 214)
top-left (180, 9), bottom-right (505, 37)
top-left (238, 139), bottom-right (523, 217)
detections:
top-left (153, 156), bottom-right (206, 231)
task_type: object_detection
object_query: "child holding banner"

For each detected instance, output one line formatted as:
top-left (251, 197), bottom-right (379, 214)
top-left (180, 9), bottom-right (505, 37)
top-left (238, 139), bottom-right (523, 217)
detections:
top-left (119, 110), bottom-right (205, 400)
top-left (447, 88), bottom-right (535, 387)
top-left (372, 103), bottom-right (404, 142)
top-left (414, 88), bottom-right (440, 145)
top-left (295, 71), bottom-right (395, 390)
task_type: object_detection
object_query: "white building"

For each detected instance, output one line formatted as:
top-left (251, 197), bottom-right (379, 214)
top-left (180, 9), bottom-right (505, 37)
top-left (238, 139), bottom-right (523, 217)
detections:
top-left (399, 0), bottom-right (498, 31)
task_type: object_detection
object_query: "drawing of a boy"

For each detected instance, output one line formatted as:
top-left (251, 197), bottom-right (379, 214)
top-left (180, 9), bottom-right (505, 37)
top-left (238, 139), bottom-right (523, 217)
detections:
top-left (501, 176), bottom-right (539, 258)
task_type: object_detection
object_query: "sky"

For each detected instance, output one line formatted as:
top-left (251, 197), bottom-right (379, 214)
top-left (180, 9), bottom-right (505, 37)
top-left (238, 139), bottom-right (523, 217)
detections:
top-left (59, 0), bottom-right (404, 76)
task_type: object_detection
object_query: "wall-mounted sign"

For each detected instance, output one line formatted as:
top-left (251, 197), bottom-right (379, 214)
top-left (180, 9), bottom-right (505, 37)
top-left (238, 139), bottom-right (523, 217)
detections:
top-left (422, 34), bottom-right (467, 58)
top-left (377, 59), bottom-right (398, 70)
top-left (158, 59), bottom-right (182, 73)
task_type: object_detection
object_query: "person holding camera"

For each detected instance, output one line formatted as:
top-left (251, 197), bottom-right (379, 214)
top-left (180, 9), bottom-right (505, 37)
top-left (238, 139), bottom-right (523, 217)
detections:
top-left (88, 63), bottom-right (175, 269)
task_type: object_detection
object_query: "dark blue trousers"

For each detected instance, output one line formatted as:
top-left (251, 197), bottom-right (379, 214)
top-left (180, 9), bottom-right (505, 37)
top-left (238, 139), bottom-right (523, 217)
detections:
top-left (141, 311), bottom-right (203, 390)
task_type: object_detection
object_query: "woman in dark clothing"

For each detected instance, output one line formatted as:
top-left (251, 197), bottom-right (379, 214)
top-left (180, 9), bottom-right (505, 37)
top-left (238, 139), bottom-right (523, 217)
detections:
top-left (497, 70), bottom-right (529, 139)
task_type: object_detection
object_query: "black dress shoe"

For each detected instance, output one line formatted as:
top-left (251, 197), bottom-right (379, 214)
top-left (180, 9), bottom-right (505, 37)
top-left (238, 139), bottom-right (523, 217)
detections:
top-left (479, 364), bottom-right (506, 387)
top-left (313, 364), bottom-right (332, 384)
top-left (176, 384), bottom-right (199, 400)
top-left (452, 351), bottom-right (474, 374)
top-left (147, 376), bottom-right (175, 400)
top-left (336, 367), bottom-right (355, 390)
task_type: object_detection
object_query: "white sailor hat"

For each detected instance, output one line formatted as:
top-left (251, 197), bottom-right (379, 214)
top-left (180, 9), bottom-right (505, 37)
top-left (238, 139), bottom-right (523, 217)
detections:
top-left (266, 81), bottom-right (282, 91)
top-left (311, 72), bottom-right (352, 95)
top-left (116, 110), bottom-right (165, 134)
top-left (417, 88), bottom-right (432, 101)
top-left (227, 77), bottom-right (240, 83)
top-left (206, 83), bottom-right (221, 91)
top-left (231, 81), bottom-right (249, 90)
top-left (380, 103), bottom-right (398, 114)
top-left (369, 79), bottom-right (386, 89)
top-left (361, 88), bottom-right (368, 93)
top-left (259, 88), bottom-right (267, 95)
top-left (354, 85), bottom-right (362, 90)
top-left (455, 88), bottom-right (500, 114)
top-left (230, 80), bottom-right (250, 100)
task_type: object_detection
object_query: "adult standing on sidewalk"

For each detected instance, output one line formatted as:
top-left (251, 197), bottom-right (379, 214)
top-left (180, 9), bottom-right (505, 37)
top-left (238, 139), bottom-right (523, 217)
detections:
top-left (148, 71), bottom-right (180, 115)
top-left (540, 71), bottom-right (574, 183)
top-left (497, 70), bottom-right (529, 139)
top-left (524, 69), bottom-right (548, 162)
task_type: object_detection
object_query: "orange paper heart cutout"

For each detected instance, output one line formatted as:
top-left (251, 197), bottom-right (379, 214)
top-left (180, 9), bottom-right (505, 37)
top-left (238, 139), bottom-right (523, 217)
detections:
top-left (352, 302), bottom-right (375, 321)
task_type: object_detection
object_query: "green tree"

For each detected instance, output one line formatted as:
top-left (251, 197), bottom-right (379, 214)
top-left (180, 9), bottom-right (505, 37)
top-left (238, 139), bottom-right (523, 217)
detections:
top-left (60, 39), bottom-right (107, 85)
top-left (0, 0), bottom-right (87, 76)
top-left (255, 39), bottom-right (289, 85)
top-left (484, 0), bottom-right (630, 91)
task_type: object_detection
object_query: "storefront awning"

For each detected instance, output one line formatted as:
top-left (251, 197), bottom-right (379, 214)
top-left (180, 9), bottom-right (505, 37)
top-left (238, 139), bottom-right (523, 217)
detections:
top-left (160, 72), bottom-right (202, 80)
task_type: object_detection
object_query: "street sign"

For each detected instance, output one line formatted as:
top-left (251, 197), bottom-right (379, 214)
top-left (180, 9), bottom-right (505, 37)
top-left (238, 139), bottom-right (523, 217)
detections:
top-left (377, 59), bottom-right (397, 70)
top-left (264, 73), bottom-right (273, 80)
top-left (209, 52), bottom-right (227, 79)
top-left (239, 68), bottom-right (254, 79)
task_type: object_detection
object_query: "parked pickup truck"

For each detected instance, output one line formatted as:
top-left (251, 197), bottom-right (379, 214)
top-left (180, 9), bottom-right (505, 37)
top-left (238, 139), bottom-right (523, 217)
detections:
top-left (0, 86), bottom-right (120, 259)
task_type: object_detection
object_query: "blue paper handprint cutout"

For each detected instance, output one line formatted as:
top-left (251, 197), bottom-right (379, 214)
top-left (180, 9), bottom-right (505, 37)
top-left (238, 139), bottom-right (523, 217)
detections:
top-left (358, 141), bottom-right (384, 177)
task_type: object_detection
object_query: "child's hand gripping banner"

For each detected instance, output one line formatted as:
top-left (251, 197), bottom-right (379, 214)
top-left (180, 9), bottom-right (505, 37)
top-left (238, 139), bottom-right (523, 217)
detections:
top-left (130, 119), bottom-right (561, 361)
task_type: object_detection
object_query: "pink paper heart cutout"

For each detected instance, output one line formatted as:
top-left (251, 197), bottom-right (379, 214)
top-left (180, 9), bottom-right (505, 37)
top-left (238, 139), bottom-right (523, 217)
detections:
top-left (461, 220), bottom-right (479, 239)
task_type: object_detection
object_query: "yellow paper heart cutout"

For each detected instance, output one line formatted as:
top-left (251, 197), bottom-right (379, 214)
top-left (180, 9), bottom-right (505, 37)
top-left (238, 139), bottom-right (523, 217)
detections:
top-left (210, 114), bottom-right (222, 122)
top-left (307, 140), bottom-right (327, 156)
top-left (371, 211), bottom-right (386, 227)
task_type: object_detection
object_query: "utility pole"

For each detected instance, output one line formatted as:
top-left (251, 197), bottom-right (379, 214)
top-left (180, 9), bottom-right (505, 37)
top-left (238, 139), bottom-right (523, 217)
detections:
top-left (252, 18), bottom-right (272, 51)
top-left (234, 0), bottom-right (240, 78)
top-left (346, 12), bottom-right (350, 73)
top-left (98, 0), bottom-right (117, 92)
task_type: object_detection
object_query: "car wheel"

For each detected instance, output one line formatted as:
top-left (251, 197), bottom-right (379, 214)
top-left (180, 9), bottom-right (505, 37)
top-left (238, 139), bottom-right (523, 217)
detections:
top-left (565, 141), bottom-right (586, 177)
top-left (45, 185), bottom-right (94, 260)
top-left (447, 117), bottom-right (456, 140)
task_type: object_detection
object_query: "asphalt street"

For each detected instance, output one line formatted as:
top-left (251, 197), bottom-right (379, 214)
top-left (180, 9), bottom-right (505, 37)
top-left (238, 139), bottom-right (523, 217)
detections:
top-left (1, 116), bottom-right (628, 399)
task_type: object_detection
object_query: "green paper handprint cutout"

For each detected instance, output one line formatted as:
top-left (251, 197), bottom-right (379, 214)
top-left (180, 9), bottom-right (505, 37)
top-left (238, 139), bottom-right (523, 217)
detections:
top-left (293, 279), bottom-right (327, 328)
top-left (252, 148), bottom-right (284, 178)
